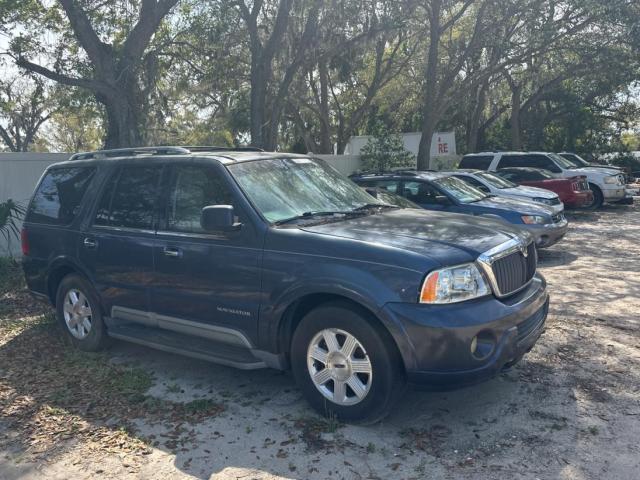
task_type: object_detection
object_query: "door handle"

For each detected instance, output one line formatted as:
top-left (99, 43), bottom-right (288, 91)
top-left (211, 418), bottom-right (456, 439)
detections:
top-left (163, 247), bottom-right (182, 258)
top-left (83, 237), bottom-right (98, 249)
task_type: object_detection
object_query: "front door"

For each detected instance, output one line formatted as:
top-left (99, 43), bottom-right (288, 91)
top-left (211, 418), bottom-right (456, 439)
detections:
top-left (79, 164), bottom-right (163, 317)
top-left (150, 163), bottom-right (263, 346)
top-left (402, 180), bottom-right (452, 212)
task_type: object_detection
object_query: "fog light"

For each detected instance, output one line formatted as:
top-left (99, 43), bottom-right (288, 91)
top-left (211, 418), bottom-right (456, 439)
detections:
top-left (470, 336), bottom-right (478, 354)
top-left (471, 330), bottom-right (495, 360)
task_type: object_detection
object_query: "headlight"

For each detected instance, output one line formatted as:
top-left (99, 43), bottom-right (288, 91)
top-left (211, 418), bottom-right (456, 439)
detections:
top-left (604, 176), bottom-right (619, 184)
top-left (420, 263), bottom-right (490, 304)
top-left (521, 215), bottom-right (547, 225)
top-left (532, 197), bottom-right (552, 205)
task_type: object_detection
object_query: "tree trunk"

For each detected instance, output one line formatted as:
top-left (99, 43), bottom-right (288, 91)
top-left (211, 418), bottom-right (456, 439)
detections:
top-left (249, 56), bottom-right (268, 149)
top-left (467, 82), bottom-right (487, 153)
top-left (317, 59), bottom-right (333, 154)
top-left (417, 0), bottom-right (442, 170)
top-left (98, 79), bottom-right (142, 149)
top-left (510, 84), bottom-right (522, 150)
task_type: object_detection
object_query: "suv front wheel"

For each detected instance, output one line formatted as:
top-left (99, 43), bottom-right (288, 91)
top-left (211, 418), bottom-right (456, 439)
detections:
top-left (291, 301), bottom-right (405, 424)
top-left (56, 274), bottom-right (109, 351)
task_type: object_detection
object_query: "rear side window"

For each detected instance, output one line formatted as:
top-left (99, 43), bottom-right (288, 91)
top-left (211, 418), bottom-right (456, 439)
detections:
top-left (94, 165), bottom-right (162, 230)
top-left (499, 154), bottom-right (561, 173)
top-left (459, 155), bottom-right (493, 170)
top-left (166, 165), bottom-right (234, 233)
top-left (27, 167), bottom-right (96, 225)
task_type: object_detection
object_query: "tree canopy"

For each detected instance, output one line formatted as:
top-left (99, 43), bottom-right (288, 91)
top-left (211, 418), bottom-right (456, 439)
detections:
top-left (0, 0), bottom-right (638, 166)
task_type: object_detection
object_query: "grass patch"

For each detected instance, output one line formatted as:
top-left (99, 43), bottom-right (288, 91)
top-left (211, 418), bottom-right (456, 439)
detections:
top-left (0, 257), bottom-right (24, 294)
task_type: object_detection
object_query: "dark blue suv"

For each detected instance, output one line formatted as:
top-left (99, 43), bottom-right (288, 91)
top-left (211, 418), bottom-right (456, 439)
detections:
top-left (22, 147), bottom-right (548, 423)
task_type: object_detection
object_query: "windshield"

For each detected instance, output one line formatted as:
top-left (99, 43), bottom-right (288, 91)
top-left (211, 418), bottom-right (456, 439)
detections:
top-left (476, 172), bottom-right (517, 189)
top-left (432, 176), bottom-right (487, 203)
top-left (548, 152), bottom-right (578, 169)
top-left (227, 157), bottom-right (383, 223)
top-left (560, 153), bottom-right (588, 167)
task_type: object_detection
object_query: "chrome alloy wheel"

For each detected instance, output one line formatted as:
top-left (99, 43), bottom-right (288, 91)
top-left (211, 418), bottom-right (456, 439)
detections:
top-left (307, 328), bottom-right (373, 406)
top-left (63, 289), bottom-right (93, 339)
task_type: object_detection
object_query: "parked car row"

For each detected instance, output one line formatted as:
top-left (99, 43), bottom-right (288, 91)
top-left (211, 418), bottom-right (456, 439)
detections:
top-left (22, 146), bottom-right (552, 423)
top-left (459, 151), bottom-right (634, 209)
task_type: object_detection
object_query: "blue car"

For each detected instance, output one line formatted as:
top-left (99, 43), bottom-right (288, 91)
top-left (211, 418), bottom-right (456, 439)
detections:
top-left (352, 171), bottom-right (568, 248)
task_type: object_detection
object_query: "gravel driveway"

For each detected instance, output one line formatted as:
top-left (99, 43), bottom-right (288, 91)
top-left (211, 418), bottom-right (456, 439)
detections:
top-left (1, 201), bottom-right (639, 480)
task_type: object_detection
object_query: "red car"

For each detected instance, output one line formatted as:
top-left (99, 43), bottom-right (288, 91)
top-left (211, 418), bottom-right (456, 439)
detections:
top-left (495, 167), bottom-right (593, 209)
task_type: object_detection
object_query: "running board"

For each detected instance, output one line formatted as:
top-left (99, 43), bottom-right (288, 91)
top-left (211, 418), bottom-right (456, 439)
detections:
top-left (107, 324), bottom-right (267, 370)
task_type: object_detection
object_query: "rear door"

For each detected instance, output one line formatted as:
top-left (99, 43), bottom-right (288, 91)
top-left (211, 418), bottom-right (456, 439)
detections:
top-left (150, 162), bottom-right (263, 346)
top-left (79, 164), bottom-right (163, 318)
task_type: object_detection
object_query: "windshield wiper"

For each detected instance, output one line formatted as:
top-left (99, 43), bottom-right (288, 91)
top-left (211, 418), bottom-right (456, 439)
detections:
top-left (352, 203), bottom-right (398, 211)
top-left (274, 210), bottom-right (353, 226)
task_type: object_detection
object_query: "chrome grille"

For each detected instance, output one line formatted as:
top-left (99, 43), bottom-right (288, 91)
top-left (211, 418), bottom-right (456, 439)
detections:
top-left (549, 197), bottom-right (561, 205)
top-left (552, 212), bottom-right (564, 223)
top-left (478, 239), bottom-right (537, 298)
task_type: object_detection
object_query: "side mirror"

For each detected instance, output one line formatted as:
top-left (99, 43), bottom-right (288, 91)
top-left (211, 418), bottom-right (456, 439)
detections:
top-left (435, 195), bottom-right (451, 205)
top-left (201, 205), bottom-right (241, 232)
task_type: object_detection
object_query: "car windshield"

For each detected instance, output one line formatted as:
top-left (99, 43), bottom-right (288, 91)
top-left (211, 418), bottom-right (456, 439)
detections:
top-left (560, 153), bottom-right (588, 167)
top-left (548, 152), bottom-right (578, 169)
top-left (432, 176), bottom-right (487, 203)
top-left (476, 172), bottom-right (517, 189)
top-left (227, 157), bottom-right (384, 223)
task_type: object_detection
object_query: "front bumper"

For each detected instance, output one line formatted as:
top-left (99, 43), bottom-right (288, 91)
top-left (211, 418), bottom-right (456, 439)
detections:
top-left (521, 219), bottom-right (568, 248)
top-left (601, 185), bottom-right (626, 201)
top-left (381, 274), bottom-right (548, 389)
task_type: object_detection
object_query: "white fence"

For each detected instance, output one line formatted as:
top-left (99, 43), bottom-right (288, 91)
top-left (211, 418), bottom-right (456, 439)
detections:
top-left (1, 153), bottom-right (68, 256)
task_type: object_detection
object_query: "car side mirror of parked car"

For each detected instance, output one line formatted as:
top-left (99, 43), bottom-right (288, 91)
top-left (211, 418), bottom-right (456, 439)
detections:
top-left (201, 205), bottom-right (242, 232)
top-left (435, 195), bottom-right (451, 205)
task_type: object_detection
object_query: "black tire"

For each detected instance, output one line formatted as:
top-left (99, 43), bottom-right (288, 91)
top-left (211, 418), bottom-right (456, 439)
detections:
top-left (291, 301), bottom-right (405, 424)
top-left (55, 274), bottom-right (109, 352)
top-left (583, 184), bottom-right (604, 210)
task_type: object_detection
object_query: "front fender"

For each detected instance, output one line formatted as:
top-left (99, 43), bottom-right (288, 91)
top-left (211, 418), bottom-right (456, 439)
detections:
top-left (258, 252), bottom-right (422, 353)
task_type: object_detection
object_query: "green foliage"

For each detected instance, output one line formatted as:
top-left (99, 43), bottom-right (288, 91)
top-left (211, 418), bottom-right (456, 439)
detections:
top-left (0, 199), bottom-right (25, 253)
top-left (360, 123), bottom-right (415, 173)
top-left (609, 153), bottom-right (640, 173)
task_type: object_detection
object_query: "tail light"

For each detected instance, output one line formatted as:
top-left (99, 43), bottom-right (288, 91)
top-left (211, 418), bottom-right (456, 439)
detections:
top-left (21, 228), bottom-right (29, 256)
top-left (571, 181), bottom-right (580, 192)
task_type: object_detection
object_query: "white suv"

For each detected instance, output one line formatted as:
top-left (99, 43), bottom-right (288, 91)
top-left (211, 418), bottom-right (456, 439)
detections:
top-left (460, 151), bottom-right (629, 209)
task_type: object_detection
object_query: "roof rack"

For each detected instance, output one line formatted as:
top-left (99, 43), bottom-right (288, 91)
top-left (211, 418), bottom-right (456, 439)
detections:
top-left (182, 146), bottom-right (264, 153)
top-left (69, 146), bottom-right (190, 161)
top-left (68, 145), bottom-right (265, 161)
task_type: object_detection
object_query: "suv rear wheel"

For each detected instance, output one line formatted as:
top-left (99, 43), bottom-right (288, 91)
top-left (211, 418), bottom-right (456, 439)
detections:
top-left (55, 274), bottom-right (109, 351)
top-left (291, 301), bottom-right (405, 424)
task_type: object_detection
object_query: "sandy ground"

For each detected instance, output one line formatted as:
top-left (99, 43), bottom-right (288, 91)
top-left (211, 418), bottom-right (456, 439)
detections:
top-left (1, 201), bottom-right (639, 480)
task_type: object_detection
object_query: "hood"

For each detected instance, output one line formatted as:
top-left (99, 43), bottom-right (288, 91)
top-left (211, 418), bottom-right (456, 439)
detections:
top-left (501, 185), bottom-right (558, 199)
top-left (472, 195), bottom-right (555, 216)
top-left (589, 163), bottom-right (622, 171)
top-left (567, 167), bottom-right (620, 178)
top-left (299, 208), bottom-right (530, 265)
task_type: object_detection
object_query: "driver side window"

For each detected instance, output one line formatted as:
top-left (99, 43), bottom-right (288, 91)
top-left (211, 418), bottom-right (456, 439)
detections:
top-left (166, 165), bottom-right (234, 233)
top-left (403, 181), bottom-right (441, 204)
